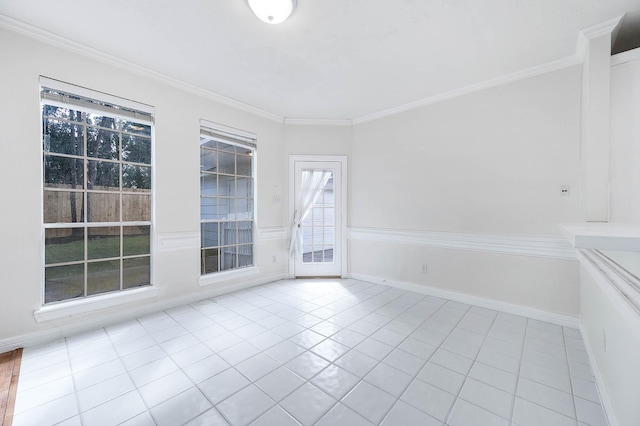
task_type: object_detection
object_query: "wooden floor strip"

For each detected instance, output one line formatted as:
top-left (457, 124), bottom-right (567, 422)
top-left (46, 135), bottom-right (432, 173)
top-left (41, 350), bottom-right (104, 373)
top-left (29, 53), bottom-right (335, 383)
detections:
top-left (0, 349), bottom-right (22, 426)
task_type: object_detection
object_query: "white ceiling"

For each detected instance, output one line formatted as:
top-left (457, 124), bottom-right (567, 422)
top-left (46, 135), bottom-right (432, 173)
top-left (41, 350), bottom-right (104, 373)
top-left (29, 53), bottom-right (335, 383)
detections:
top-left (1, 0), bottom-right (639, 121)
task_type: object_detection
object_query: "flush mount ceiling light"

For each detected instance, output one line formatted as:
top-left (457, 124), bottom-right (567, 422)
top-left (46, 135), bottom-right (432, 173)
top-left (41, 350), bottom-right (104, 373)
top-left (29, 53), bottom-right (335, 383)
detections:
top-left (247, 0), bottom-right (296, 24)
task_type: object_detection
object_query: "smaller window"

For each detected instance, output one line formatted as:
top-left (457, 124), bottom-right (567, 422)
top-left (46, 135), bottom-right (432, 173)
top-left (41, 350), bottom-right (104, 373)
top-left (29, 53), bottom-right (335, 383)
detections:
top-left (200, 124), bottom-right (256, 275)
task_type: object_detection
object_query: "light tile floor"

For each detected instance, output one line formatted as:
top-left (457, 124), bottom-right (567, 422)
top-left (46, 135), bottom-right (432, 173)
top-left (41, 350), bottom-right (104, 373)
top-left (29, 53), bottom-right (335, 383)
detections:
top-left (13, 279), bottom-right (607, 426)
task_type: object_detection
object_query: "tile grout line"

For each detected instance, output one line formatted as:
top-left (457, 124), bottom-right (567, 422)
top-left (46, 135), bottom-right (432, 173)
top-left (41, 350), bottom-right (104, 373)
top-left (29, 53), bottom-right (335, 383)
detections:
top-left (13, 280), bottom-right (604, 426)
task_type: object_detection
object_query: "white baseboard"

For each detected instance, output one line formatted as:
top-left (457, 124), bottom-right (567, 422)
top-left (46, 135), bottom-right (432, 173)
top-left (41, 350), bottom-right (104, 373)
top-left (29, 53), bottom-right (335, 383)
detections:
top-left (350, 273), bottom-right (580, 328)
top-left (579, 323), bottom-right (618, 426)
top-left (0, 272), bottom-right (288, 354)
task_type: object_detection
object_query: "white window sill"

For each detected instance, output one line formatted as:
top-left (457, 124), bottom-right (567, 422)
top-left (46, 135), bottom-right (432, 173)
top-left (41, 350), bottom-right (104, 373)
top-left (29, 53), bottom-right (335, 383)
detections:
top-left (34, 286), bottom-right (159, 323)
top-left (199, 266), bottom-right (261, 287)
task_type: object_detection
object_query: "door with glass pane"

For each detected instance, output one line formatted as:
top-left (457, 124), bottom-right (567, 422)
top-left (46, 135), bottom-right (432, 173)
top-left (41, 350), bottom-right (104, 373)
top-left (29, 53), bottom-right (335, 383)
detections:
top-left (293, 161), bottom-right (342, 277)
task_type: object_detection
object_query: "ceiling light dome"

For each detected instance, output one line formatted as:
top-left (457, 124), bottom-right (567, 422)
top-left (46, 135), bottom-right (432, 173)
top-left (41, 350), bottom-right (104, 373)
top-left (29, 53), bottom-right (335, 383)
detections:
top-left (248, 0), bottom-right (296, 24)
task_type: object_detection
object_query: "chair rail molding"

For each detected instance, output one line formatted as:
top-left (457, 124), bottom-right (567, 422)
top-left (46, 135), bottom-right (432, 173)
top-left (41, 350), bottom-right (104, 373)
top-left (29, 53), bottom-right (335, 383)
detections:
top-left (348, 227), bottom-right (577, 261)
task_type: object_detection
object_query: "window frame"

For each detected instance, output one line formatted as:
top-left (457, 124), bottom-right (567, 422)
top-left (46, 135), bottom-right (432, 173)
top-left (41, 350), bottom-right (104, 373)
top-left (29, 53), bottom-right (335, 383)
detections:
top-left (39, 77), bottom-right (155, 307)
top-left (199, 121), bottom-right (257, 278)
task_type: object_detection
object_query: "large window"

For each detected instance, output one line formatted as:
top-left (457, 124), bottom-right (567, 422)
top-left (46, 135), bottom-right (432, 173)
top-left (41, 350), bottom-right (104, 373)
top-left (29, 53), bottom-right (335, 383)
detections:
top-left (41, 82), bottom-right (153, 304)
top-left (200, 124), bottom-right (255, 275)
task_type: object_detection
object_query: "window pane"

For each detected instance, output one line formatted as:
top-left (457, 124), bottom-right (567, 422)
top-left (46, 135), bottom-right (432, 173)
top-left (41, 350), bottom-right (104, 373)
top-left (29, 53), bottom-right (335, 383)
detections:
top-left (237, 154), bottom-right (251, 176)
top-left (122, 194), bottom-right (151, 222)
top-left (201, 149), bottom-right (217, 173)
top-left (200, 138), bottom-right (217, 150)
top-left (122, 135), bottom-right (151, 164)
top-left (200, 173), bottom-right (217, 196)
top-left (201, 197), bottom-right (217, 220)
top-left (123, 164), bottom-right (151, 191)
top-left (123, 226), bottom-right (150, 256)
top-left (220, 246), bottom-right (237, 271)
top-left (218, 175), bottom-right (236, 197)
top-left (218, 151), bottom-right (235, 174)
top-left (43, 105), bottom-right (83, 122)
top-left (85, 114), bottom-right (117, 130)
top-left (235, 198), bottom-right (248, 218)
top-left (201, 222), bottom-right (219, 248)
top-left (238, 244), bottom-right (253, 267)
top-left (201, 248), bottom-right (219, 274)
top-left (221, 222), bottom-right (237, 245)
top-left (87, 127), bottom-right (119, 160)
top-left (218, 142), bottom-right (236, 153)
top-left (218, 198), bottom-right (232, 219)
top-left (88, 192), bottom-right (120, 222)
top-left (45, 264), bottom-right (84, 303)
top-left (87, 260), bottom-right (120, 296)
top-left (312, 208), bottom-right (324, 224)
top-left (44, 155), bottom-right (84, 189)
top-left (121, 120), bottom-right (151, 137)
top-left (237, 221), bottom-right (253, 244)
top-left (236, 177), bottom-right (253, 198)
top-left (43, 118), bottom-right (84, 156)
top-left (87, 160), bottom-right (119, 191)
top-left (45, 228), bottom-right (84, 264)
top-left (44, 191), bottom-right (84, 223)
top-left (123, 256), bottom-right (150, 289)
top-left (88, 227), bottom-right (120, 260)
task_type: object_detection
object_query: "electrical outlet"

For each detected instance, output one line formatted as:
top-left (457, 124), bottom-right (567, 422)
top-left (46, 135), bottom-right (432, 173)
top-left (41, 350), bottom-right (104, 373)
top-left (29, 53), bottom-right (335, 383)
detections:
top-left (560, 185), bottom-right (570, 197)
top-left (272, 255), bottom-right (277, 264)
top-left (421, 264), bottom-right (428, 273)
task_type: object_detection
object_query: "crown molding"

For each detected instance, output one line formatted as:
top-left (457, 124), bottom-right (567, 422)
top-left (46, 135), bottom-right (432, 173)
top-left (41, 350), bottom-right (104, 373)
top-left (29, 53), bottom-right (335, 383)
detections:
top-left (0, 14), bottom-right (284, 123)
top-left (283, 118), bottom-right (353, 126)
top-left (576, 15), bottom-right (625, 61)
top-left (352, 55), bottom-right (581, 124)
top-left (579, 15), bottom-right (624, 40)
top-left (348, 227), bottom-right (578, 261)
top-left (0, 13), bottom-right (608, 128)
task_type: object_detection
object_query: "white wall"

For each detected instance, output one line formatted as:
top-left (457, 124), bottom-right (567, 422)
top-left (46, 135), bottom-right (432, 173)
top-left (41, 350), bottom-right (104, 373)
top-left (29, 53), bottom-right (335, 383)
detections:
top-left (350, 66), bottom-right (583, 316)
top-left (610, 50), bottom-right (640, 223)
top-left (0, 28), bottom-right (288, 345)
top-left (580, 265), bottom-right (640, 426)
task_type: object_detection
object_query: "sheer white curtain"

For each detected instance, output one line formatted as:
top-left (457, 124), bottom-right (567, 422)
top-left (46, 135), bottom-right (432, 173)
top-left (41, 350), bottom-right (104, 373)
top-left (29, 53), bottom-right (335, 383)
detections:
top-left (289, 170), bottom-right (332, 259)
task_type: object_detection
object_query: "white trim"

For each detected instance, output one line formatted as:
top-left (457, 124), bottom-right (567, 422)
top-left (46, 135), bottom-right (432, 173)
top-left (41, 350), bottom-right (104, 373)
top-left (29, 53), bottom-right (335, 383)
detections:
top-left (283, 118), bottom-right (353, 127)
top-left (156, 232), bottom-right (200, 252)
top-left (258, 227), bottom-right (287, 241)
top-left (352, 55), bottom-right (581, 124)
top-left (577, 15), bottom-right (625, 61)
top-left (579, 323), bottom-right (619, 426)
top-left (1, 272), bottom-right (288, 353)
top-left (34, 286), bottom-right (159, 322)
top-left (199, 266), bottom-right (262, 287)
top-left (611, 47), bottom-right (640, 68)
top-left (350, 273), bottom-right (580, 328)
top-left (0, 13), bottom-right (586, 128)
top-left (580, 16), bottom-right (625, 41)
top-left (0, 14), bottom-right (282, 123)
top-left (349, 227), bottom-right (577, 261)
top-left (560, 223), bottom-right (640, 251)
top-left (578, 250), bottom-right (640, 327)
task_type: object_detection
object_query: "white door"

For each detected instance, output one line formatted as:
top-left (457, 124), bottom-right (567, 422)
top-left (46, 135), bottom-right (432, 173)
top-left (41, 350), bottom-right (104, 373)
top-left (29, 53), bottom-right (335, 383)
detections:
top-left (291, 160), bottom-right (344, 277)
